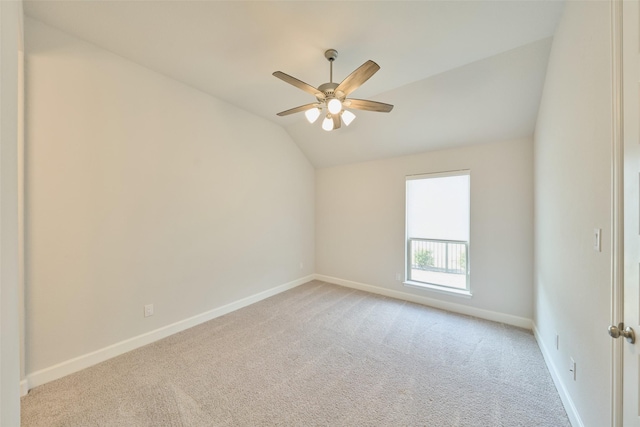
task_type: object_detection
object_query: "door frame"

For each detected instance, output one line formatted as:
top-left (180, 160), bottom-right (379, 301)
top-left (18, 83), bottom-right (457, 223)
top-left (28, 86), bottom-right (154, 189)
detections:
top-left (611, 0), bottom-right (624, 426)
top-left (0, 1), bottom-right (23, 425)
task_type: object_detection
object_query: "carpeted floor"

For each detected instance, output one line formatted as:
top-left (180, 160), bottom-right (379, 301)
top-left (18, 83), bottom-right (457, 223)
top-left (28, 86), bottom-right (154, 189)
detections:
top-left (21, 280), bottom-right (570, 426)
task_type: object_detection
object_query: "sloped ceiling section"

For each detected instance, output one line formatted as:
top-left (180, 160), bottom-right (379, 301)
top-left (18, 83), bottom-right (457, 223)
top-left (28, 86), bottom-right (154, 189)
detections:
top-left (291, 38), bottom-right (553, 167)
top-left (24, 1), bottom-right (564, 167)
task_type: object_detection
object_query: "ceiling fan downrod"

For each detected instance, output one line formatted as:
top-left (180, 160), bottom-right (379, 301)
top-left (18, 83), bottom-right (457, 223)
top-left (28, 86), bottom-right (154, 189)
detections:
top-left (325, 49), bottom-right (338, 83)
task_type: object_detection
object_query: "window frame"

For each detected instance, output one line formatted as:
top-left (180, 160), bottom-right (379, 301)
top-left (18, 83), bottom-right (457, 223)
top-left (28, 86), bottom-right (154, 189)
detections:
top-left (404, 170), bottom-right (472, 297)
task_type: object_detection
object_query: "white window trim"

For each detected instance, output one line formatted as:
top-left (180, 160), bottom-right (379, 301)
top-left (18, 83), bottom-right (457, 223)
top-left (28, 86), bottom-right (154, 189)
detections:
top-left (403, 280), bottom-right (472, 298)
top-left (406, 169), bottom-right (470, 181)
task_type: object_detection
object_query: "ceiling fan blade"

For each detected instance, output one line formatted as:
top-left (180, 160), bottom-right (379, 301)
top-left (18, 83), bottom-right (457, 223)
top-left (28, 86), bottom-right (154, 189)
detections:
top-left (276, 103), bottom-right (320, 117)
top-left (273, 71), bottom-right (325, 99)
top-left (345, 99), bottom-right (394, 113)
top-left (332, 114), bottom-right (341, 129)
top-left (335, 60), bottom-right (380, 97)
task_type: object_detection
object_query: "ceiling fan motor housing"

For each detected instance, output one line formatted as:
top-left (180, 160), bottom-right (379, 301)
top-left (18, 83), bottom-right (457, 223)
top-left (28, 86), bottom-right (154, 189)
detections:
top-left (318, 82), bottom-right (341, 101)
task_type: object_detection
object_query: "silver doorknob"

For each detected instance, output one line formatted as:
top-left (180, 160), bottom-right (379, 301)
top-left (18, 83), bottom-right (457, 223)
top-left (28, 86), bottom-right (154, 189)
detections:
top-left (608, 323), bottom-right (635, 343)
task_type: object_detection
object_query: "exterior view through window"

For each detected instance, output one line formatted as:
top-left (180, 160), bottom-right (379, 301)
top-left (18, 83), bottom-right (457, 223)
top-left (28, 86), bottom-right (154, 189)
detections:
top-left (405, 171), bottom-right (470, 293)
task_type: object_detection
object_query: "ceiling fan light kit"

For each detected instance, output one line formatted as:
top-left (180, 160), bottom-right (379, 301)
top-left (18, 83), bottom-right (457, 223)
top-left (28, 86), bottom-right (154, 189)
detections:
top-left (273, 49), bottom-right (394, 131)
top-left (305, 108), bottom-right (321, 124)
top-left (342, 110), bottom-right (356, 126)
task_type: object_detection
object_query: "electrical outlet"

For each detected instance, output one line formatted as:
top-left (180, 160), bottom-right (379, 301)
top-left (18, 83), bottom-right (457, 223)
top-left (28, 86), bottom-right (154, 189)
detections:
top-left (395, 272), bottom-right (402, 281)
top-left (144, 304), bottom-right (154, 318)
top-left (299, 262), bottom-right (304, 270)
top-left (569, 357), bottom-right (576, 380)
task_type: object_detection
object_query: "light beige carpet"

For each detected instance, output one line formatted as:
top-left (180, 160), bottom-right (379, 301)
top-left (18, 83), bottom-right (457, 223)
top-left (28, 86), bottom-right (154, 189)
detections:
top-left (21, 280), bottom-right (570, 426)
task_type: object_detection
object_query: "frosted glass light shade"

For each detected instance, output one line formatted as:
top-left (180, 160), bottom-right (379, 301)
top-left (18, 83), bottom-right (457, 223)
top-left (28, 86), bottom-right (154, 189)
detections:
top-left (322, 116), bottom-right (334, 131)
top-left (305, 108), bottom-right (321, 124)
top-left (342, 110), bottom-right (356, 126)
top-left (327, 98), bottom-right (342, 115)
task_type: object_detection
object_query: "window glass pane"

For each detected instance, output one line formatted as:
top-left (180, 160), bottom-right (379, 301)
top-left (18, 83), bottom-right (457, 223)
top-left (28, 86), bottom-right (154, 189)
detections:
top-left (406, 172), bottom-right (470, 292)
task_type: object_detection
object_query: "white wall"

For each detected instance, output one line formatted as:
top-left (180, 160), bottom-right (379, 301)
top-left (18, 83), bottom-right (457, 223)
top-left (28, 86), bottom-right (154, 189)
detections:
top-left (1, 1), bottom-right (23, 424)
top-left (533, 2), bottom-right (612, 426)
top-left (316, 137), bottom-right (534, 323)
top-left (24, 18), bottom-right (315, 379)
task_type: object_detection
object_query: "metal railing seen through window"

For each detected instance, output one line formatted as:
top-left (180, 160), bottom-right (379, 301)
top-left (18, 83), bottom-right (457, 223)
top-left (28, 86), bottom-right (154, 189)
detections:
top-left (407, 238), bottom-right (468, 290)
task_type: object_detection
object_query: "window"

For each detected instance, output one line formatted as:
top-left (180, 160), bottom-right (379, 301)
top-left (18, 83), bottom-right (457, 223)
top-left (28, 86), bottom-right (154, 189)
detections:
top-left (405, 170), bottom-right (470, 295)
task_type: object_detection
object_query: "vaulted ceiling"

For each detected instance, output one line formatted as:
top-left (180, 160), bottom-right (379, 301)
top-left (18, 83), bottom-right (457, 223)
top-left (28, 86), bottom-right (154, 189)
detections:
top-left (24, 1), bottom-right (565, 167)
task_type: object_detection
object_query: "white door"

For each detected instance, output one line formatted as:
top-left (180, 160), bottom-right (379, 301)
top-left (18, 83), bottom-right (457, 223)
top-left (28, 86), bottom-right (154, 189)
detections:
top-left (623, 0), bottom-right (640, 425)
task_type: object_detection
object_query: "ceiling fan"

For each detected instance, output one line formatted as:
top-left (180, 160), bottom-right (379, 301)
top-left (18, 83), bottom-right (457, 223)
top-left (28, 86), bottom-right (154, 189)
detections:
top-left (273, 49), bottom-right (394, 131)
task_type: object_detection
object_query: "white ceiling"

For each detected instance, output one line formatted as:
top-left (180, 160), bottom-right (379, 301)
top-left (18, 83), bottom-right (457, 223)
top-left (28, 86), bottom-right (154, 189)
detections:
top-left (24, 1), bottom-right (565, 168)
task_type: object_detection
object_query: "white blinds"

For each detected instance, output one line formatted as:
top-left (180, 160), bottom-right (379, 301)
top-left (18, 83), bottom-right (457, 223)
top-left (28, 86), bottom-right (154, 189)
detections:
top-left (406, 171), bottom-right (470, 241)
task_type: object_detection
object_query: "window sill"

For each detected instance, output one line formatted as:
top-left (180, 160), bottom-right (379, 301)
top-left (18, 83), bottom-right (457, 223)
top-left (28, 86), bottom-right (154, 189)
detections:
top-left (403, 281), bottom-right (472, 298)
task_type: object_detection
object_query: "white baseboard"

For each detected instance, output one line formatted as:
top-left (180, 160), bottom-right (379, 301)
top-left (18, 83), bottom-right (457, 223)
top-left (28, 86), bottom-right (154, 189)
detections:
top-left (533, 324), bottom-right (583, 427)
top-left (24, 275), bottom-right (313, 392)
top-left (20, 379), bottom-right (29, 397)
top-left (315, 274), bottom-right (533, 329)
